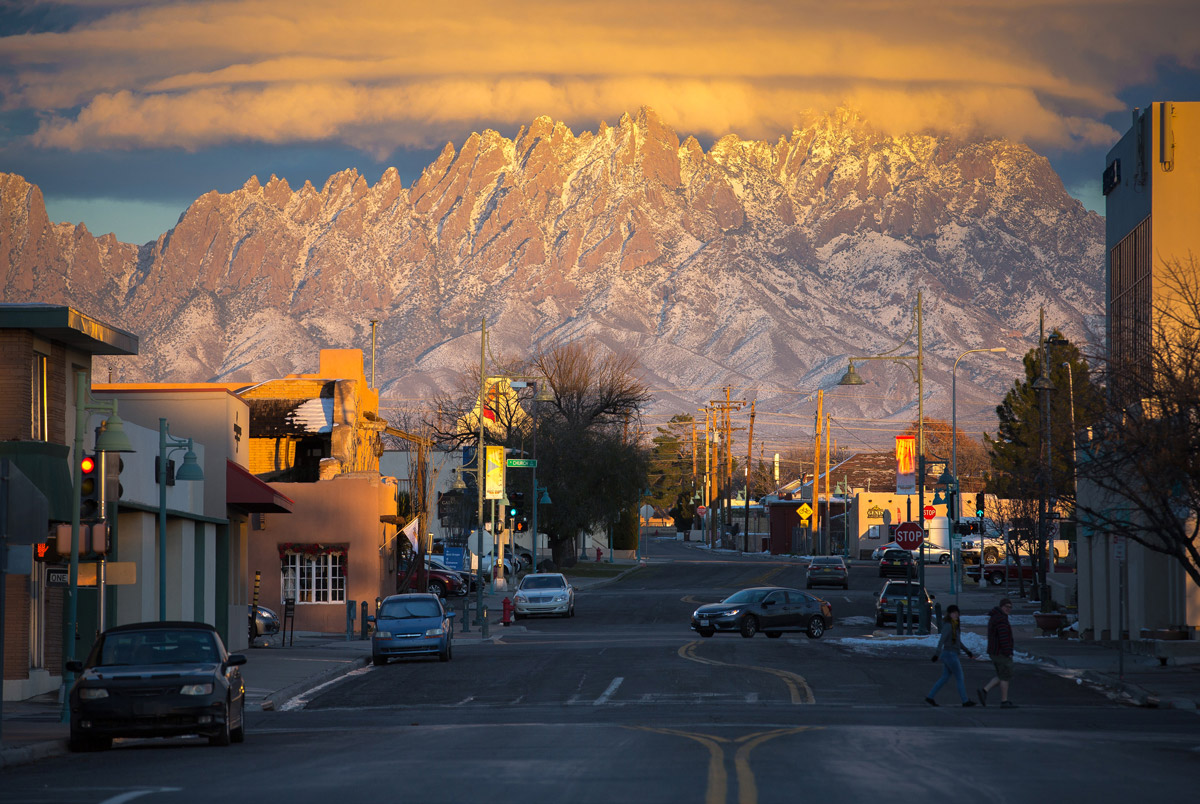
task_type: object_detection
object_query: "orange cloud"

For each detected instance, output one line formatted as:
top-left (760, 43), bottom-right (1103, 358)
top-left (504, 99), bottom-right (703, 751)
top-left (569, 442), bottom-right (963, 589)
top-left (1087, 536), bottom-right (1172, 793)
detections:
top-left (6, 0), bottom-right (1195, 153)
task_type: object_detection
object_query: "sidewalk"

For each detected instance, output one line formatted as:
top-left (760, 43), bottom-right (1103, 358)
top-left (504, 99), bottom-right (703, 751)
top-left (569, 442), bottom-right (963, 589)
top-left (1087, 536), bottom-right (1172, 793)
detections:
top-left (1, 571), bottom-right (630, 769)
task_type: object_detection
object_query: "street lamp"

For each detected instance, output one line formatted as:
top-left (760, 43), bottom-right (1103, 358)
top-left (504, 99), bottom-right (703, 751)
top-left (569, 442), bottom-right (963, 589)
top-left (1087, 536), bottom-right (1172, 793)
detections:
top-left (951, 347), bottom-right (1007, 529)
top-left (61, 370), bottom-right (136, 723)
top-left (531, 381), bottom-right (554, 573)
top-left (158, 418), bottom-right (203, 622)
top-left (839, 290), bottom-right (925, 522)
top-left (1033, 338), bottom-right (1055, 610)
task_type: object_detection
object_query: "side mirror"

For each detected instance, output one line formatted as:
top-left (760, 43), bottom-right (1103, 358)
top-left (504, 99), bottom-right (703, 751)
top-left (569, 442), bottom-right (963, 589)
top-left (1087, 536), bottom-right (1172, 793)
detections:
top-left (762, 599), bottom-right (776, 607)
top-left (446, 610), bottom-right (457, 619)
top-left (65, 660), bottom-right (84, 673)
top-left (366, 615), bottom-right (376, 624)
top-left (225, 654), bottom-right (247, 667)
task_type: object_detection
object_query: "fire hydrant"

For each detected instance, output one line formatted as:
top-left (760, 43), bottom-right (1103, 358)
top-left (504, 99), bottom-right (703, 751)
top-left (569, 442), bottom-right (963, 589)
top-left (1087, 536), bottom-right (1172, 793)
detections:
top-left (596, 547), bottom-right (603, 562)
top-left (501, 596), bottom-right (514, 626)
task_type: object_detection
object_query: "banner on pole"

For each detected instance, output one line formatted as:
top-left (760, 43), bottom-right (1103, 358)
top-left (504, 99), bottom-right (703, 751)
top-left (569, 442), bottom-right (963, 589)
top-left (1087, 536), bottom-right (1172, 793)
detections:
top-left (484, 446), bottom-right (505, 500)
top-left (895, 435), bottom-right (916, 495)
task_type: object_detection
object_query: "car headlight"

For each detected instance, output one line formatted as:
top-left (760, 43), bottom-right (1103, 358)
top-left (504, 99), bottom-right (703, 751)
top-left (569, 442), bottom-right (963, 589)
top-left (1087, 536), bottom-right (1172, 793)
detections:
top-left (374, 630), bottom-right (392, 639)
top-left (553, 594), bottom-right (567, 602)
top-left (180, 683), bottom-right (213, 696)
top-left (514, 593), bottom-right (528, 602)
top-left (79, 687), bottom-right (109, 700)
top-left (424, 625), bottom-right (446, 637)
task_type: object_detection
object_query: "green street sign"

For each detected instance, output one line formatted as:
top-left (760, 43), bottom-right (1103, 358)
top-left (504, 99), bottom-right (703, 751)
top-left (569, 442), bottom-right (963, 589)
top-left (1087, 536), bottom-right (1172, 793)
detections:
top-left (506, 458), bottom-right (536, 468)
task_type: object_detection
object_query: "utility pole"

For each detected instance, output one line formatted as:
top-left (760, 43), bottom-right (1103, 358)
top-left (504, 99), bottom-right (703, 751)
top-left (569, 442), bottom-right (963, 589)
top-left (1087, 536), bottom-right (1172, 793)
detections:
top-left (744, 401), bottom-right (755, 552)
top-left (812, 390), bottom-right (824, 553)
top-left (824, 412), bottom-right (831, 555)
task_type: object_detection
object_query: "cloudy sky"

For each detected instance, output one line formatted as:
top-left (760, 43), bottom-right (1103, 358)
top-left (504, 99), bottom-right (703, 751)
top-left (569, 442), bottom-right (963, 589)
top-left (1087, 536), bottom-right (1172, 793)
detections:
top-left (1, 0), bottom-right (1197, 244)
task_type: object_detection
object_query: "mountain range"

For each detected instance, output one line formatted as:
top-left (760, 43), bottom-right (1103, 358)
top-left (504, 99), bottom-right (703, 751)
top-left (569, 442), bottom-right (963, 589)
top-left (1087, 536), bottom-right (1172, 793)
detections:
top-left (0, 107), bottom-right (1104, 446)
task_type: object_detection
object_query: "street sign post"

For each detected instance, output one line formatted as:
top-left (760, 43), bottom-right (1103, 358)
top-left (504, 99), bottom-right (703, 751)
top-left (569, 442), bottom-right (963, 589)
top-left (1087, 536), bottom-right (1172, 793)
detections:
top-left (894, 522), bottom-right (924, 550)
top-left (922, 505), bottom-right (936, 521)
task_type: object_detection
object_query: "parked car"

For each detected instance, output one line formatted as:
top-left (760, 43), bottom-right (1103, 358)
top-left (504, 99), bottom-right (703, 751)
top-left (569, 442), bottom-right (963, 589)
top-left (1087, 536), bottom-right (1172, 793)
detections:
top-left (398, 558), bottom-right (466, 597)
top-left (806, 556), bottom-right (849, 589)
top-left (67, 621), bottom-right (246, 751)
top-left (871, 541), bottom-right (952, 564)
top-left (874, 581), bottom-right (935, 626)
top-left (370, 593), bottom-right (455, 665)
top-left (878, 548), bottom-right (916, 577)
top-left (513, 572), bottom-right (575, 618)
top-left (479, 550), bottom-right (518, 579)
top-left (251, 604), bottom-right (279, 639)
top-left (425, 555), bottom-right (479, 593)
top-left (690, 587), bottom-right (833, 639)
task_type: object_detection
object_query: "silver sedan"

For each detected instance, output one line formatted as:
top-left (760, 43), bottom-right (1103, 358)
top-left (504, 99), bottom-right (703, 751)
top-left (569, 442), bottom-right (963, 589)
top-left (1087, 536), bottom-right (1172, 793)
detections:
top-left (513, 573), bottom-right (575, 618)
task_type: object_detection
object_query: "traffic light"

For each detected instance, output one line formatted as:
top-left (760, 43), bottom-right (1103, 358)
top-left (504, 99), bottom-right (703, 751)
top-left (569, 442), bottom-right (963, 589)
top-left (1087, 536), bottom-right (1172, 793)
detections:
top-left (508, 491), bottom-right (525, 519)
top-left (80, 453), bottom-right (100, 521)
top-left (514, 518), bottom-right (528, 533)
top-left (975, 498), bottom-right (985, 518)
top-left (104, 454), bottom-right (125, 503)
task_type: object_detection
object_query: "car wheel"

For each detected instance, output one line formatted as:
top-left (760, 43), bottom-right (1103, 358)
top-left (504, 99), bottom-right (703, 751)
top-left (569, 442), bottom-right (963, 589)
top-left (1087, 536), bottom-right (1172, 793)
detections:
top-left (429, 580), bottom-right (446, 597)
top-left (939, 554), bottom-right (951, 564)
top-left (231, 698), bottom-right (246, 744)
top-left (807, 616), bottom-right (826, 639)
top-left (513, 611), bottom-right (523, 621)
top-left (843, 583), bottom-right (849, 590)
top-left (209, 701), bottom-right (232, 746)
top-left (439, 639), bottom-right (452, 662)
top-left (988, 572), bottom-right (1004, 586)
top-left (740, 615), bottom-right (758, 639)
top-left (806, 583), bottom-right (813, 589)
top-left (697, 628), bottom-right (715, 638)
top-left (766, 631), bottom-right (782, 639)
top-left (373, 655), bottom-right (387, 667)
top-left (569, 602), bottom-right (575, 618)
top-left (875, 614), bottom-right (885, 627)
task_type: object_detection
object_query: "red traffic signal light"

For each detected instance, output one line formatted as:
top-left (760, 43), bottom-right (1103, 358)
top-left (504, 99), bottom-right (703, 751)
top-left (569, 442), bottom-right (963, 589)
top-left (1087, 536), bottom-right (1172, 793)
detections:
top-left (80, 452), bottom-right (100, 520)
top-left (81, 454), bottom-right (96, 476)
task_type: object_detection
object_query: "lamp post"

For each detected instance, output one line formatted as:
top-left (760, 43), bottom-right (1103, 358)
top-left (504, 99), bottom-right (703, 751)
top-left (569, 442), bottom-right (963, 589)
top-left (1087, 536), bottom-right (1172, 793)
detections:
top-left (531, 381), bottom-right (554, 573)
top-left (951, 347), bottom-right (1007, 570)
top-left (158, 418), bottom-right (204, 622)
top-left (61, 371), bottom-right (136, 722)
top-left (1033, 322), bottom-right (1055, 610)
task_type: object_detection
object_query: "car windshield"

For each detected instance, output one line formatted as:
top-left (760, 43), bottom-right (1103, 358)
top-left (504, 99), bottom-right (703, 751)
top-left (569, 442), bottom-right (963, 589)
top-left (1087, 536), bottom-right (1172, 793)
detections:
top-left (97, 629), bottom-right (219, 666)
top-left (884, 584), bottom-right (926, 597)
top-left (722, 589), bottom-right (770, 605)
top-left (520, 576), bottom-right (566, 590)
top-left (379, 599), bottom-right (442, 619)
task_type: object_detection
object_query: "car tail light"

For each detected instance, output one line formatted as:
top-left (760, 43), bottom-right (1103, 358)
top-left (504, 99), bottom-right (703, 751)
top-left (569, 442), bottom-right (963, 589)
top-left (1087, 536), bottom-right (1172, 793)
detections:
top-left (879, 596), bottom-right (888, 605)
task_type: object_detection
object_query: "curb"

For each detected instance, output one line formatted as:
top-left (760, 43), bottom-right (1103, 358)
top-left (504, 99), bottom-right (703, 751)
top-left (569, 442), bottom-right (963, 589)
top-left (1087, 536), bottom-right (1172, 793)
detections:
top-left (258, 654), bottom-right (371, 712)
top-left (0, 737), bottom-right (68, 770)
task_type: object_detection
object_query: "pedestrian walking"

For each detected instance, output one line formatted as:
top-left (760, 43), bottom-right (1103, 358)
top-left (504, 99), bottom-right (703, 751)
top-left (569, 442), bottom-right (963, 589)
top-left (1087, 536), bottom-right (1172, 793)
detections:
top-left (925, 604), bottom-right (978, 707)
top-left (978, 598), bottom-right (1017, 708)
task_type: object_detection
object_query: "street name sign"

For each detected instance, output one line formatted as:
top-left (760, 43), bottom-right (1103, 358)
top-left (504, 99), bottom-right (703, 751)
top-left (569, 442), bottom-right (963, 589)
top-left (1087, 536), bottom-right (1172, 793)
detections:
top-left (506, 458), bottom-right (536, 468)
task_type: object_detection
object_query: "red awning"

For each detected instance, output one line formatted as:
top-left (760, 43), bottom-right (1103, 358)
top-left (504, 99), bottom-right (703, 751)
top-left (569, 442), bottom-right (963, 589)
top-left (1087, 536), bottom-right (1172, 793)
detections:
top-left (226, 460), bottom-right (294, 513)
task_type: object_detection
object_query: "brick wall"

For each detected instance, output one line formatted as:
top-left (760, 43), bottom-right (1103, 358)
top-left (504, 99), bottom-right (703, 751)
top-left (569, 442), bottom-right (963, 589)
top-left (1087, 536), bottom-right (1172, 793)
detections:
top-left (0, 330), bottom-right (33, 440)
top-left (3, 579), bottom-right (30, 680)
top-left (248, 436), bottom-right (297, 475)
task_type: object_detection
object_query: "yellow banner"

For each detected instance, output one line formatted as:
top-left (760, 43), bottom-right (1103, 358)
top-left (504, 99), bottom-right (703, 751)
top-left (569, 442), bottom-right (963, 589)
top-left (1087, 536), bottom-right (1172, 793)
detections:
top-left (485, 446), bottom-right (505, 500)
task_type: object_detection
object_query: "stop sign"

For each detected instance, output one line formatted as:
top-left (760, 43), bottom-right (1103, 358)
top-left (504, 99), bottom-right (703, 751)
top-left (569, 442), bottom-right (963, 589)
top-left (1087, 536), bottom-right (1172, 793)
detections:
top-left (923, 505), bottom-right (936, 520)
top-left (894, 522), bottom-right (925, 550)
top-left (696, 505), bottom-right (707, 516)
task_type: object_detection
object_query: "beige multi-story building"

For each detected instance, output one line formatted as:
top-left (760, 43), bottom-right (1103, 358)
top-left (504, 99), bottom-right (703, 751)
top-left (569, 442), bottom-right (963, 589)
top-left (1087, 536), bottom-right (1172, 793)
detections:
top-left (1078, 101), bottom-right (1200, 640)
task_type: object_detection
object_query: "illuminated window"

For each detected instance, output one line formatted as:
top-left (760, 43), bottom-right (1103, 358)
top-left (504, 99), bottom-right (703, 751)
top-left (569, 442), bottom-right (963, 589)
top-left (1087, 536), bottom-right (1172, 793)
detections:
top-left (281, 550), bottom-right (346, 603)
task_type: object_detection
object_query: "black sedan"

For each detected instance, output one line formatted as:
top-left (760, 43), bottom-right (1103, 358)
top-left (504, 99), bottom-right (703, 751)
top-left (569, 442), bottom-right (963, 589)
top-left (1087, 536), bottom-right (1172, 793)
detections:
top-left (690, 586), bottom-right (833, 639)
top-left (878, 548), bottom-right (916, 577)
top-left (67, 621), bottom-right (247, 751)
top-left (806, 556), bottom-right (849, 589)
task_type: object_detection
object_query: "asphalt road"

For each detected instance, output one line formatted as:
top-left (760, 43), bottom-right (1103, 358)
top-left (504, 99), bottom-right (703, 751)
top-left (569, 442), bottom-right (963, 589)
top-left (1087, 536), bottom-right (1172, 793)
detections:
top-left (5, 541), bottom-right (1198, 804)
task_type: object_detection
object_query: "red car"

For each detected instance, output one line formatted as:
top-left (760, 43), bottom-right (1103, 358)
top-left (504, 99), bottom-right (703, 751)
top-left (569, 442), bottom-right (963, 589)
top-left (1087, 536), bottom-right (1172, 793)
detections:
top-left (398, 559), bottom-right (466, 597)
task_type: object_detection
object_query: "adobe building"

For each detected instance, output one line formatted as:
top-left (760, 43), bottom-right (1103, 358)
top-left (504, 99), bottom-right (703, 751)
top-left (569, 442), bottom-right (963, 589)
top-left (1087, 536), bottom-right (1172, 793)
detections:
top-left (238, 350), bottom-right (403, 632)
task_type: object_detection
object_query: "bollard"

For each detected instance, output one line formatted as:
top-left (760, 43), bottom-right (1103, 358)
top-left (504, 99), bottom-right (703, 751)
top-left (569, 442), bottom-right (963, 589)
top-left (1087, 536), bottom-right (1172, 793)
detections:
top-left (360, 600), bottom-right (369, 640)
top-left (895, 602), bottom-right (905, 635)
top-left (461, 596), bottom-right (470, 633)
top-left (346, 599), bottom-right (357, 641)
top-left (934, 602), bottom-right (943, 632)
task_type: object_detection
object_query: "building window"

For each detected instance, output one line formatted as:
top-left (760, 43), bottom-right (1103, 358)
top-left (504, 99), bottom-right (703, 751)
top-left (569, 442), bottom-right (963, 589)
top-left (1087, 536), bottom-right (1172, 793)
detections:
top-left (31, 353), bottom-right (48, 441)
top-left (279, 545), bottom-right (347, 603)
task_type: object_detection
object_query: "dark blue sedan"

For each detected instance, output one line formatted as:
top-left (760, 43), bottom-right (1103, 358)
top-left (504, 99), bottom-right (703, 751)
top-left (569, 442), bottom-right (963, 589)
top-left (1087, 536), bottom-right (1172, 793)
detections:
top-left (370, 593), bottom-right (455, 665)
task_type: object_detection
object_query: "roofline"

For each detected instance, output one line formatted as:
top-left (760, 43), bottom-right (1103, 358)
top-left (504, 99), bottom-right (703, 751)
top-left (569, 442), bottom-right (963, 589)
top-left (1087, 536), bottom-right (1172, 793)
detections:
top-left (0, 304), bottom-right (138, 355)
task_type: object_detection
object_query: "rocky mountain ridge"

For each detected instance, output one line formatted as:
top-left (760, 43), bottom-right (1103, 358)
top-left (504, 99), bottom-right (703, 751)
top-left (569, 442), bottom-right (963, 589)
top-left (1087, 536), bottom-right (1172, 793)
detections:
top-left (0, 107), bottom-right (1105, 443)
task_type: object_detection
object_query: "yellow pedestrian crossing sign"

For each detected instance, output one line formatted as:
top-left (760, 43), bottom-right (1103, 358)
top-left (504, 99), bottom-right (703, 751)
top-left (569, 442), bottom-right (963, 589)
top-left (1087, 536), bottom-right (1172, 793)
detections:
top-left (797, 503), bottom-right (813, 519)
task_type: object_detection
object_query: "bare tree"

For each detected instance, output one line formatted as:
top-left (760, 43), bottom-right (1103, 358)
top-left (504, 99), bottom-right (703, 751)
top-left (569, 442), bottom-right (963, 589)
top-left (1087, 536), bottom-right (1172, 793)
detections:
top-left (1076, 256), bottom-right (1200, 589)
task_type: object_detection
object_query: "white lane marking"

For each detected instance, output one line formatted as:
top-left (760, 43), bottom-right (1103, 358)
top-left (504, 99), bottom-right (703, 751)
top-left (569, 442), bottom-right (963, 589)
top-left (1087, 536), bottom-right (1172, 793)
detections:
top-left (594, 676), bottom-right (624, 706)
top-left (454, 696), bottom-right (475, 706)
top-left (745, 693), bottom-right (759, 704)
top-left (280, 665), bottom-right (372, 711)
top-left (100, 790), bottom-right (182, 804)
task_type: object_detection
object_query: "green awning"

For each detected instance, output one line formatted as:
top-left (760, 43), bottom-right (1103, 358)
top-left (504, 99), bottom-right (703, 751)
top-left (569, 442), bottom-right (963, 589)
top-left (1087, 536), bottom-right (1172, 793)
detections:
top-left (0, 441), bottom-right (73, 523)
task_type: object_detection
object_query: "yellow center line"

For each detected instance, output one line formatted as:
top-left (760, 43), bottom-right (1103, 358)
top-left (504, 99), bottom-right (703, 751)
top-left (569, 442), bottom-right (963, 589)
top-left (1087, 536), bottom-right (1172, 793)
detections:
top-left (677, 641), bottom-right (815, 704)
top-left (733, 728), bottom-right (814, 803)
top-left (630, 726), bottom-right (728, 804)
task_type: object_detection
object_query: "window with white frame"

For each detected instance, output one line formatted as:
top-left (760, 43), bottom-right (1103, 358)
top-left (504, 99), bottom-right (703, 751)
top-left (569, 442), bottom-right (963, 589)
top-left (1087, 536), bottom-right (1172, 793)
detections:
top-left (280, 548), bottom-right (347, 603)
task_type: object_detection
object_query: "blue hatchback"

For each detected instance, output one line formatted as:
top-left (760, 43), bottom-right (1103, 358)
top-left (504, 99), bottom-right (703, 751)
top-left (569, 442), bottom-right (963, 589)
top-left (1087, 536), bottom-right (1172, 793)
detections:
top-left (370, 594), bottom-right (456, 665)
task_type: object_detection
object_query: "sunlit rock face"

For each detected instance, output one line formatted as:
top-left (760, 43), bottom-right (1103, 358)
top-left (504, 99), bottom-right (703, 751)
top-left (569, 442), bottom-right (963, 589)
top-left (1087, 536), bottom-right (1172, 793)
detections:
top-left (0, 108), bottom-right (1102, 430)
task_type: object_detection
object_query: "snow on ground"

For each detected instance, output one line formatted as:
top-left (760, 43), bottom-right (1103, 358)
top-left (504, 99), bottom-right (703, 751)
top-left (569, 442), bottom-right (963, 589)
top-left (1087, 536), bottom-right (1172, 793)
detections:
top-left (833, 629), bottom-right (1039, 664)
